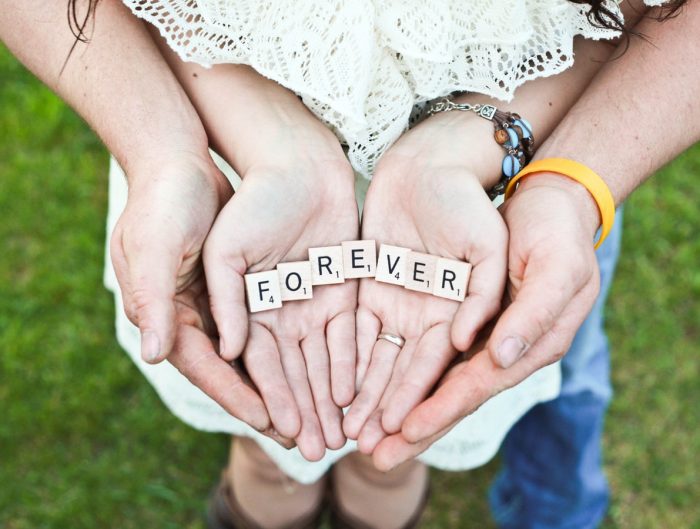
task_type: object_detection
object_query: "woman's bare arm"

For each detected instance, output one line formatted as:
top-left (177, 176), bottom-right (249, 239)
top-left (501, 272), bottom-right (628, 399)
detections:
top-left (0, 0), bottom-right (213, 180)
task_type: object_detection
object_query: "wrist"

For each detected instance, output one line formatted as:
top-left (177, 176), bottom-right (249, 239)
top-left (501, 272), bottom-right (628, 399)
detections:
top-left (126, 149), bottom-right (233, 209)
top-left (516, 172), bottom-right (601, 237)
top-left (387, 114), bottom-right (503, 189)
top-left (244, 157), bottom-right (355, 206)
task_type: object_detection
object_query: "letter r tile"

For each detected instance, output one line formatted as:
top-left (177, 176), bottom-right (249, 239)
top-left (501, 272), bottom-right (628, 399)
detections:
top-left (433, 258), bottom-right (471, 301)
top-left (308, 246), bottom-right (345, 285)
top-left (245, 270), bottom-right (283, 312)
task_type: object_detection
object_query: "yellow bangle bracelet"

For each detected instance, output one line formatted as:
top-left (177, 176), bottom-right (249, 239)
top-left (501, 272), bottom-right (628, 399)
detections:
top-left (504, 158), bottom-right (616, 250)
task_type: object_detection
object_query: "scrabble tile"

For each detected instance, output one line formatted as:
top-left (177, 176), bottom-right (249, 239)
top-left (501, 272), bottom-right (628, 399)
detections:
top-left (433, 258), bottom-right (472, 301)
top-left (308, 246), bottom-right (345, 285)
top-left (404, 251), bottom-right (438, 294)
top-left (277, 261), bottom-right (313, 301)
top-left (341, 240), bottom-right (377, 279)
top-left (375, 244), bottom-right (410, 286)
top-left (245, 270), bottom-right (283, 312)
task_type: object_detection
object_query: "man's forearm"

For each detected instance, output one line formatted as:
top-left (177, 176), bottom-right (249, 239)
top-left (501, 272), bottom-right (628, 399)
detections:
top-left (534, 2), bottom-right (700, 205)
top-left (0, 0), bottom-right (207, 176)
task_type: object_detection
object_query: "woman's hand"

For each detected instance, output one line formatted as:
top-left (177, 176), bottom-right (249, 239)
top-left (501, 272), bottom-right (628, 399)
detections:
top-left (370, 173), bottom-right (602, 470)
top-left (201, 97), bottom-right (359, 461)
top-left (343, 113), bottom-right (509, 451)
top-left (110, 153), bottom-right (292, 444)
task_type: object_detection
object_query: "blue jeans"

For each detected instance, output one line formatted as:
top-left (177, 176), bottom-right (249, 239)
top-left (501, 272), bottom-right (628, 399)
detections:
top-left (489, 211), bottom-right (623, 529)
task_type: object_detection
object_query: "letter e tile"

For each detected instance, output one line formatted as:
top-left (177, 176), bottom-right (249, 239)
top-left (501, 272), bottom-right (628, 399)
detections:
top-left (341, 240), bottom-right (377, 279)
top-left (404, 251), bottom-right (438, 294)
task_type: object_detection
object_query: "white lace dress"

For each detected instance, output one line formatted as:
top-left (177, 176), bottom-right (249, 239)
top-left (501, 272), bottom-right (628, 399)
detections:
top-left (105, 0), bottom-right (654, 483)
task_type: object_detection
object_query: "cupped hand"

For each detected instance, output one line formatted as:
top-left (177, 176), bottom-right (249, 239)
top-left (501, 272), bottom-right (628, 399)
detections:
top-left (343, 140), bottom-right (508, 452)
top-left (204, 133), bottom-right (359, 461)
top-left (370, 172), bottom-right (603, 471)
top-left (110, 154), bottom-right (289, 443)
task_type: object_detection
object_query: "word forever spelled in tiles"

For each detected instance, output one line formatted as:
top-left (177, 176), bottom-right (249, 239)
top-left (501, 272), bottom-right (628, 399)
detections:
top-left (342, 240), bottom-right (377, 278)
top-left (244, 241), bottom-right (472, 312)
top-left (277, 261), bottom-right (313, 301)
top-left (245, 270), bottom-right (283, 313)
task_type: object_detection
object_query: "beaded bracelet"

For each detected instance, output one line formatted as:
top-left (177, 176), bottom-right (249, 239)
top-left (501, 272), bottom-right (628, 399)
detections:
top-left (426, 97), bottom-right (535, 199)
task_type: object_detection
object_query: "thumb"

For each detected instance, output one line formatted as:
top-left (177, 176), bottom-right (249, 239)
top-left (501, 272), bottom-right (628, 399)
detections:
top-left (111, 224), bottom-right (179, 364)
top-left (487, 252), bottom-right (589, 369)
top-left (202, 245), bottom-right (249, 362)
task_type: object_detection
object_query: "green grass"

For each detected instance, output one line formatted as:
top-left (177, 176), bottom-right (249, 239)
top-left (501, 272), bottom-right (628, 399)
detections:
top-left (1, 45), bottom-right (698, 528)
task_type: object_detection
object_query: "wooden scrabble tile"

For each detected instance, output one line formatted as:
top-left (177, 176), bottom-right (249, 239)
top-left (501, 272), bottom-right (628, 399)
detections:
top-left (375, 244), bottom-right (410, 286)
top-left (277, 261), bottom-right (313, 301)
top-left (308, 246), bottom-right (345, 285)
top-left (341, 240), bottom-right (377, 279)
top-left (245, 270), bottom-right (283, 312)
top-left (433, 258), bottom-right (472, 301)
top-left (404, 251), bottom-right (438, 294)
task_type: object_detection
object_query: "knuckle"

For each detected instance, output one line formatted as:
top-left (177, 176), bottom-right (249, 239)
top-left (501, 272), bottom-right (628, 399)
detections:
top-left (130, 287), bottom-right (156, 317)
top-left (122, 302), bottom-right (139, 326)
top-left (543, 326), bottom-right (573, 363)
top-left (179, 349), bottom-right (212, 374)
top-left (550, 346), bottom-right (567, 362)
top-left (398, 378), bottom-right (425, 398)
top-left (109, 227), bottom-right (123, 258)
top-left (529, 303), bottom-right (558, 339)
top-left (211, 378), bottom-right (246, 406)
top-left (567, 259), bottom-right (590, 285)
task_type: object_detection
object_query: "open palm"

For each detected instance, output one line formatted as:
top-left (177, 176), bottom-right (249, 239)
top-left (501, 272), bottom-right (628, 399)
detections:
top-left (204, 163), bottom-right (359, 461)
top-left (110, 157), bottom-right (284, 443)
top-left (344, 158), bottom-right (507, 452)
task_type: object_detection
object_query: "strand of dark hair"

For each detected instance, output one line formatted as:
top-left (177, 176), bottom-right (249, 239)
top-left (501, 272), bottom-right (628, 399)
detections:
top-left (61, 0), bottom-right (99, 75)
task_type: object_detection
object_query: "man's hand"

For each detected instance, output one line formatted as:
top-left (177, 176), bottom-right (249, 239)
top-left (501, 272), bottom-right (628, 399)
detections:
top-left (110, 154), bottom-right (291, 443)
top-left (370, 173), bottom-right (602, 470)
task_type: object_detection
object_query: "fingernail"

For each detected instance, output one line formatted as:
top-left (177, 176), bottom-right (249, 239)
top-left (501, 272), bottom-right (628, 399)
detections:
top-left (497, 336), bottom-right (529, 368)
top-left (141, 330), bottom-right (161, 363)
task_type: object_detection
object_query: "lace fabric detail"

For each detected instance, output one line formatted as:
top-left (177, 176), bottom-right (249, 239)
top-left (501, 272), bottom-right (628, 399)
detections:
top-left (124, 0), bottom-right (641, 176)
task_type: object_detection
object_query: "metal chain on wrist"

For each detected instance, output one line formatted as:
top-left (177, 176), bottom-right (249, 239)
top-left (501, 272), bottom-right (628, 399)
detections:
top-left (426, 96), bottom-right (535, 200)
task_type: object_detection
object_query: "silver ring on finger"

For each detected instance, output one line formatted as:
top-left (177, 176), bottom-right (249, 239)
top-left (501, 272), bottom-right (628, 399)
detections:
top-left (377, 332), bottom-right (406, 349)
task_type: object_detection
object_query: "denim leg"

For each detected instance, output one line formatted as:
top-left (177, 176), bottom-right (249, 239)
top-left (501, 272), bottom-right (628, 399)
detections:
top-left (489, 210), bottom-right (624, 529)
